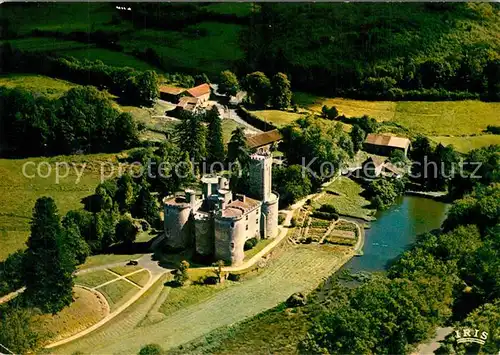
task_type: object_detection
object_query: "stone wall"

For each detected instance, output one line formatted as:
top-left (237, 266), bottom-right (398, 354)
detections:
top-left (164, 204), bottom-right (192, 249)
top-left (194, 216), bottom-right (214, 256)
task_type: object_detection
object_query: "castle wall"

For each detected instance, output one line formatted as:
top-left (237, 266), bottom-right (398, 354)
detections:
top-left (262, 193), bottom-right (279, 239)
top-left (164, 204), bottom-right (192, 249)
top-left (194, 216), bottom-right (214, 256)
top-left (214, 217), bottom-right (245, 265)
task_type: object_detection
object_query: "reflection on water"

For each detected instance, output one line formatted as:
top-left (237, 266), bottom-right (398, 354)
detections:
top-left (342, 196), bottom-right (449, 273)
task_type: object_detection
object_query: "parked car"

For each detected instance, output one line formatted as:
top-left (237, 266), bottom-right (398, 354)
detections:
top-left (127, 260), bottom-right (139, 266)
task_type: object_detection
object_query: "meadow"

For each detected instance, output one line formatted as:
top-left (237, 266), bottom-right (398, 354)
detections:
top-left (430, 135), bottom-right (500, 153)
top-left (0, 73), bottom-right (78, 98)
top-left (97, 279), bottom-right (140, 312)
top-left (0, 153), bottom-right (118, 260)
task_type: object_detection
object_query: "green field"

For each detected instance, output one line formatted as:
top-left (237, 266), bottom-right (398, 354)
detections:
top-left (119, 22), bottom-right (244, 75)
top-left (1, 37), bottom-right (92, 52)
top-left (314, 177), bottom-right (375, 221)
top-left (75, 270), bottom-right (117, 288)
top-left (249, 110), bottom-right (306, 128)
top-left (0, 73), bottom-right (78, 98)
top-left (78, 253), bottom-right (145, 271)
top-left (127, 270), bottom-right (151, 288)
top-left (204, 3), bottom-right (254, 17)
top-left (97, 279), bottom-right (140, 312)
top-left (430, 135), bottom-right (500, 153)
top-left (108, 265), bottom-right (143, 276)
top-left (303, 96), bottom-right (500, 137)
top-left (0, 153), bottom-right (119, 260)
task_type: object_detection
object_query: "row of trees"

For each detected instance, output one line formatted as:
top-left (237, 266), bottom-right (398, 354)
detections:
top-left (0, 44), bottom-right (159, 106)
top-left (219, 70), bottom-right (293, 109)
top-left (1, 86), bottom-right (139, 157)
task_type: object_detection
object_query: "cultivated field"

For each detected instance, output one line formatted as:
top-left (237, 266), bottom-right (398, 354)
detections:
top-left (249, 110), bottom-right (305, 128)
top-left (52, 244), bottom-right (352, 354)
top-left (75, 270), bottom-right (118, 288)
top-left (97, 279), bottom-right (140, 312)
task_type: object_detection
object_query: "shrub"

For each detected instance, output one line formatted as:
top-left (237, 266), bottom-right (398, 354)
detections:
top-left (290, 217), bottom-right (298, 227)
top-left (319, 204), bottom-right (338, 214)
top-left (278, 212), bottom-right (286, 225)
top-left (139, 344), bottom-right (164, 355)
top-left (486, 125), bottom-right (500, 134)
top-left (311, 211), bottom-right (339, 220)
top-left (244, 238), bottom-right (258, 251)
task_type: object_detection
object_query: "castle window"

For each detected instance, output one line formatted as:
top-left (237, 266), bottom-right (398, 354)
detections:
top-left (246, 224), bottom-right (249, 230)
top-left (246, 215), bottom-right (248, 221)
top-left (231, 222), bottom-right (235, 228)
top-left (256, 219), bottom-right (259, 224)
top-left (231, 242), bottom-right (234, 249)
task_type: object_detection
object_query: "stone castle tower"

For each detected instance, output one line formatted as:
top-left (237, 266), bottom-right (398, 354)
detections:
top-left (163, 152), bottom-right (279, 266)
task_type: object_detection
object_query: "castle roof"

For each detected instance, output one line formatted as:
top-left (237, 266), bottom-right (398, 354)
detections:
top-left (222, 196), bottom-right (261, 218)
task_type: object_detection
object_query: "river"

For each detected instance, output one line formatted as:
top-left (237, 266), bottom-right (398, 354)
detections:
top-left (342, 195), bottom-right (450, 273)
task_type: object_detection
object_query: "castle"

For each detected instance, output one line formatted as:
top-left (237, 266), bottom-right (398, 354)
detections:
top-left (163, 151), bottom-right (279, 266)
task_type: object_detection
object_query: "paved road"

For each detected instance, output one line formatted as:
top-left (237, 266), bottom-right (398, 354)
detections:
top-left (412, 327), bottom-right (454, 355)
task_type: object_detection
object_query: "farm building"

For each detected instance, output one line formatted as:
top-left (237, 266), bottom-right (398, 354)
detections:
top-left (363, 134), bottom-right (411, 157)
top-left (246, 129), bottom-right (282, 153)
top-left (186, 83), bottom-right (211, 103)
top-left (159, 85), bottom-right (186, 102)
top-left (360, 156), bottom-right (404, 179)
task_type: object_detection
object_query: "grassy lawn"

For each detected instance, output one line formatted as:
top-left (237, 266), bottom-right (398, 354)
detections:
top-left (430, 135), bottom-right (500, 153)
top-left (159, 283), bottom-right (233, 317)
top-left (97, 278), bottom-right (140, 312)
top-left (78, 253), bottom-right (145, 270)
top-left (244, 238), bottom-right (274, 261)
top-left (127, 270), bottom-right (151, 287)
top-left (221, 118), bottom-right (247, 144)
top-left (36, 286), bottom-right (108, 343)
top-left (108, 265), bottom-right (143, 276)
top-left (249, 110), bottom-right (305, 128)
top-left (301, 95), bottom-right (500, 137)
top-left (0, 73), bottom-right (78, 98)
top-left (314, 177), bottom-right (375, 221)
top-left (204, 3), bottom-right (254, 17)
top-left (75, 270), bottom-right (117, 288)
top-left (0, 153), bottom-right (118, 260)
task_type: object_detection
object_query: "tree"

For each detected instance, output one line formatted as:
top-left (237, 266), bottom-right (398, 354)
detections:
top-left (116, 174), bottom-right (137, 213)
top-left (227, 127), bottom-right (250, 166)
top-left (485, 59), bottom-right (500, 101)
top-left (175, 111), bottom-right (207, 164)
top-left (61, 221), bottom-right (91, 265)
top-left (0, 306), bottom-right (44, 354)
top-left (321, 105), bottom-right (339, 120)
top-left (138, 344), bottom-right (165, 355)
top-left (389, 149), bottom-right (407, 166)
top-left (367, 178), bottom-right (405, 209)
top-left (173, 260), bottom-right (190, 286)
top-left (350, 124), bottom-right (366, 153)
top-left (212, 260), bottom-right (225, 284)
top-left (205, 106), bottom-right (225, 165)
top-left (127, 70), bottom-right (159, 106)
top-left (24, 197), bottom-right (75, 313)
top-left (0, 250), bottom-right (25, 297)
top-left (242, 71), bottom-right (271, 107)
top-left (270, 72), bottom-right (292, 109)
top-left (273, 165), bottom-right (312, 206)
top-left (194, 73), bottom-right (210, 86)
top-left (133, 181), bottom-right (160, 227)
top-left (218, 70), bottom-right (239, 96)
top-left (115, 216), bottom-right (138, 245)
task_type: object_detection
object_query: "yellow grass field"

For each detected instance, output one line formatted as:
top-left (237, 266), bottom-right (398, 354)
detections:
top-left (301, 94), bottom-right (500, 137)
top-left (430, 135), bottom-right (500, 153)
top-left (0, 73), bottom-right (78, 98)
top-left (249, 110), bottom-right (305, 127)
top-left (37, 286), bottom-right (108, 344)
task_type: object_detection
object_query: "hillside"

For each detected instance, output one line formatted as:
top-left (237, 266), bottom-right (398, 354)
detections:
top-left (244, 3), bottom-right (500, 97)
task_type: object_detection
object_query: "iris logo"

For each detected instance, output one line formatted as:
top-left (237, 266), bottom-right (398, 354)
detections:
top-left (455, 328), bottom-right (488, 345)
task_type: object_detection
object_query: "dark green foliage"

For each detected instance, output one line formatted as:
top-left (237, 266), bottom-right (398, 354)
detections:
top-left (175, 111), bottom-right (207, 164)
top-left (194, 73), bottom-right (210, 86)
top-left (270, 72), bottom-right (292, 109)
top-left (280, 116), bottom-right (352, 184)
top-left (0, 86), bottom-right (138, 157)
top-left (173, 260), bottom-right (189, 286)
top-left (133, 181), bottom-right (160, 227)
top-left (244, 238), bottom-right (259, 251)
top-left (138, 343), bottom-right (165, 355)
top-left (0, 306), bottom-right (44, 354)
top-left (242, 71), bottom-right (271, 107)
top-left (60, 221), bottom-right (90, 265)
top-left (116, 174), bottom-right (137, 213)
top-left (485, 59), bottom-right (500, 101)
top-left (218, 70), bottom-right (239, 96)
top-left (205, 106), bottom-right (225, 165)
top-left (227, 126), bottom-right (249, 165)
top-left (367, 177), bottom-right (406, 209)
top-left (486, 125), bottom-right (500, 134)
top-left (321, 105), bottom-right (339, 120)
top-left (115, 216), bottom-right (138, 245)
top-left (273, 165), bottom-right (312, 207)
top-left (350, 124), bottom-right (366, 152)
top-left (125, 70), bottom-right (159, 106)
top-left (310, 211), bottom-right (338, 221)
top-left (23, 197), bottom-right (75, 314)
top-left (0, 250), bottom-right (25, 297)
top-left (319, 204), bottom-right (338, 214)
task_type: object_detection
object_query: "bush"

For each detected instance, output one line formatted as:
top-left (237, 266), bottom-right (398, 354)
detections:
top-left (311, 211), bottom-right (339, 220)
top-left (319, 204), bottom-right (338, 214)
top-left (227, 273), bottom-right (241, 281)
top-left (321, 105), bottom-right (339, 120)
top-left (244, 237), bottom-right (258, 251)
top-left (486, 125), bottom-right (500, 134)
top-left (278, 212), bottom-right (286, 225)
top-left (139, 344), bottom-right (164, 355)
top-left (290, 217), bottom-right (298, 227)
